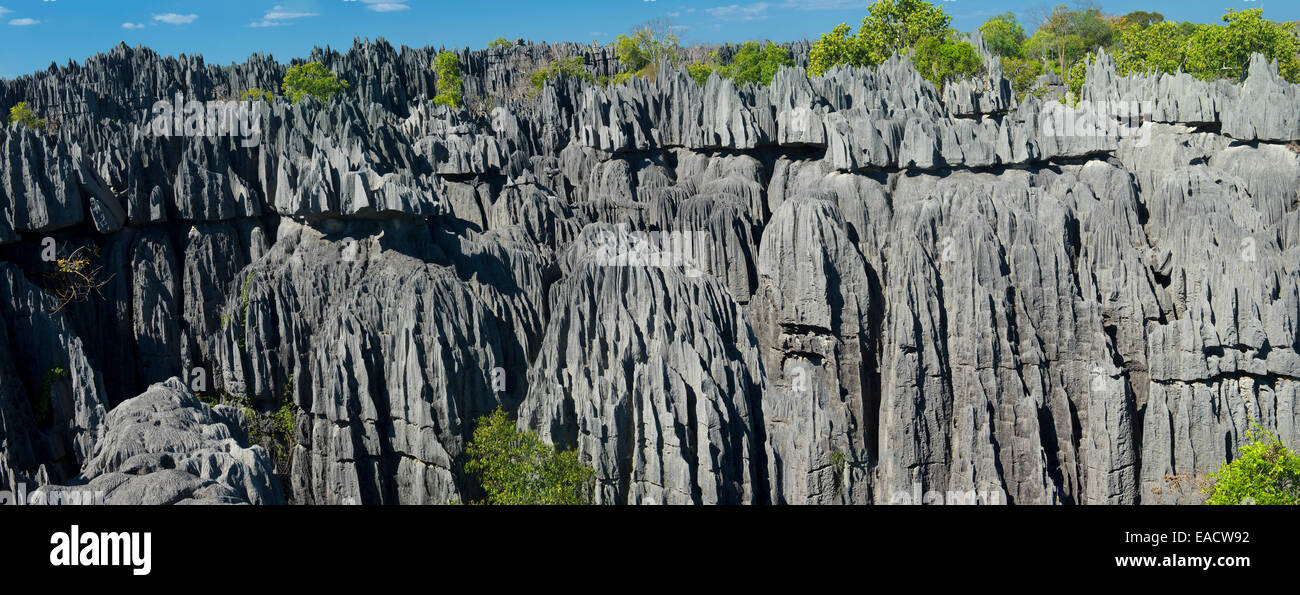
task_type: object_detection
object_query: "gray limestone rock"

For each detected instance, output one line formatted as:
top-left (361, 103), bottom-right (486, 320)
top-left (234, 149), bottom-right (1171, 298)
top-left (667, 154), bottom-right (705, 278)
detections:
top-left (2, 39), bottom-right (1299, 507)
top-left (35, 377), bottom-right (283, 505)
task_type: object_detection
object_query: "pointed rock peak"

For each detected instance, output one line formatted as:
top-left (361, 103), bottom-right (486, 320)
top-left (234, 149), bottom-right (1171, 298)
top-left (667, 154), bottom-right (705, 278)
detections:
top-left (1245, 52), bottom-right (1281, 83)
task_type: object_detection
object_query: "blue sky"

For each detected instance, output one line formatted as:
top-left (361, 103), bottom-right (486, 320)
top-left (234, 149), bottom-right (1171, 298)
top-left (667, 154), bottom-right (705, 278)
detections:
top-left (2, 1), bottom-right (1299, 79)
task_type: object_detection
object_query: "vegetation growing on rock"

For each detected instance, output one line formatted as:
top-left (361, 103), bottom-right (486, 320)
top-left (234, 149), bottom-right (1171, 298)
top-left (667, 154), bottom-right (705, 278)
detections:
top-left (8, 101), bottom-right (46, 131)
top-left (809, 0), bottom-right (981, 90)
top-left (530, 56), bottom-right (595, 90)
top-left (432, 52), bottom-right (465, 108)
top-left (1205, 425), bottom-right (1300, 505)
top-left (464, 407), bottom-right (595, 505)
top-left (282, 62), bottom-right (350, 103)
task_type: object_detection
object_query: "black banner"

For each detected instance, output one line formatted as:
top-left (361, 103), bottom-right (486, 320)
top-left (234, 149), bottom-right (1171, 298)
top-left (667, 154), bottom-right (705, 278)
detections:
top-left (0, 505), bottom-right (1283, 584)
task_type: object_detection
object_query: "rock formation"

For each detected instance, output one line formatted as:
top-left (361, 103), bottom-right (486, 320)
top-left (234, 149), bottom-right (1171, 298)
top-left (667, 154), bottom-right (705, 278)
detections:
top-left (1, 39), bottom-right (1297, 504)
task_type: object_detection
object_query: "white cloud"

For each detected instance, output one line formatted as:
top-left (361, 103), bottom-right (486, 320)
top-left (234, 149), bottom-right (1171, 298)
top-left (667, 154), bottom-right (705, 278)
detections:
top-left (267, 7), bottom-right (318, 19)
top-left (0, 7), bottom-right (11, 16)
top-left (121, 22), bottom-right (145, 29)
top-left (8, 17), bottom-right (38, 26)
top-left (153, 13), bottom-right (198, 25)
top-left (362, 0), bottom-right (410, 12)
top-left (250, 5), bottom-right (319, 27)
top-left (706, 3), bottom-right (769, 22)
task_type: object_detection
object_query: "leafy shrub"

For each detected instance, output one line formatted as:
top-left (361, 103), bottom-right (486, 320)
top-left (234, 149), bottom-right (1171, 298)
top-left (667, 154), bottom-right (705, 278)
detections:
top-left (830, 451), bottom-right (847, 495)
top-left (8, 101), bottom-right (46, 131)
top-left (1001, 56), bottom-right (1044, 98)
top-left (979, 12), bottom-right (1027, 58)
top-left (240, 384), bottom-right (297, 472)
top-left (240, 88), bottom-right (276, 103)
top-left (724, 41), bottom-right (793, 86)
top-left (684, 42), bottom-right (792, 87)
top-left (810, 0), bottom-right (953, 76)
top-left (808, 23), bottom-right (875, 76)
top-left (464, 407), bottom-right (595, 505)
top-left (1205, 424), bottom-right (1300, 505)
top-left (241, 405), bottom-right (262, 444)
top-left (1065, 53), bottom-right (1092, 102)
top-left (912, 36), bottom-right (983, 91)
top-left (686, 60), bottom-right (720, 85)
top-left (487, 37), bottom-right (512, 49)
top-left (1023, 4), bottom-right (1115, 77)
top-left (808, 0), bottom-right (983, 90)
top-left (613, 20), bottom-right (680, 82)
top-left (529, 56), bottom-right (595, 90)
top-left (1115, 8), bottom-right (1300, 83)
top-left (271, 397), bottom-right (296, 469)
top-left (282, 62), bottom-right (349, 103)
top-left (432, 52), bottom-right (464, 108)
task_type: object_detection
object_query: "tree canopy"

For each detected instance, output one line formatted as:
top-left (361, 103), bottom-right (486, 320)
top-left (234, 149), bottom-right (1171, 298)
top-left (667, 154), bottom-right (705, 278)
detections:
top-left (1114, 9), bottom-right (1300, 83)
top-left (612, 20), bottom-right (681, 83)
top-left (1205, 425), bottom-right (1300, 505)
top-left (1022, 4), bottom-right (1114, 77)
top-left (281, 62), bottom-right (350, 103)
top-left (979, 12), bottom-right (1027, 58)
top-left (688, 41), bottom-right (794, 86)
top-left (464, 407), bottom-right (595, 505)
top-left (432, 52), bottom-right (464, 108)
top-left (809, 0), bottom-right (981, 90)
top-left (530, 56), bottom-right (595, 90)
top-left (809, 0), bottom-right (954, 75)
top-left (8, 101), bottom-right (46, 131)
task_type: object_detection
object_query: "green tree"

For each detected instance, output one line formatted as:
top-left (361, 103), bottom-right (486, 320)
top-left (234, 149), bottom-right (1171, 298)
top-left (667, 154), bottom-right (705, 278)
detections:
top-left (1205, 425), bottom-right (1300, 505)
top-left (1113, 20), bottom-right (1192, 76)
top-left (913, 36), bottom-right (984, 90)
top-left (687, 59), bottom-right (721, 85)
top-left (464, 407), bottom-right (596, 505)
top-left (281, 62), bottom-right (349, 103)
top-left (1116, 11), bottom-right (1164, 32)
top-left (1024, 4), bottom-right (1115, 77)
top-left (1065, 51), bottom-right (1092, 100)
top-left (1188, 8), bottom-right (1300, 82)
top-left (979, 12), bottom-right (1027, 58)
top-left (723, 41), bottom-right (793, 85)
top-left (808, 23), bottom-right (876, 76)
top-left (1001, 56), bottom-right (1044, 98)
top-left (808, 0), bottom-right (961, 77)
top-left (612, 20), bottom-right (680, 82)
top-left (860, 0), bottom-right (952, 60)
top-left (488, 37), bottom-right (512, 49)
top-left (8, 101), bottom-right (46, 131)
top-left (1114, 8), bottom-right (1300, 83)
top-left (432, 52), bottom-right (464, 108)
top-left (685, 42), bottom-right (793, 86)
top-left (530, 56), bottom-right (595, 90)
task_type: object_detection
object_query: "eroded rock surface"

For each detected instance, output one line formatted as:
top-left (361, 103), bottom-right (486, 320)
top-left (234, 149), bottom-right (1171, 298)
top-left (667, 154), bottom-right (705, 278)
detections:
top-left (2, 40), bottom-right (1298, 504)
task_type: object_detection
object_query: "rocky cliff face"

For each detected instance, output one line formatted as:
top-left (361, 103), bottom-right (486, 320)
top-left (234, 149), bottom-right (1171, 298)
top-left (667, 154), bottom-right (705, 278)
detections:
top-left (1, 39), bottom-right (1296, 504)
